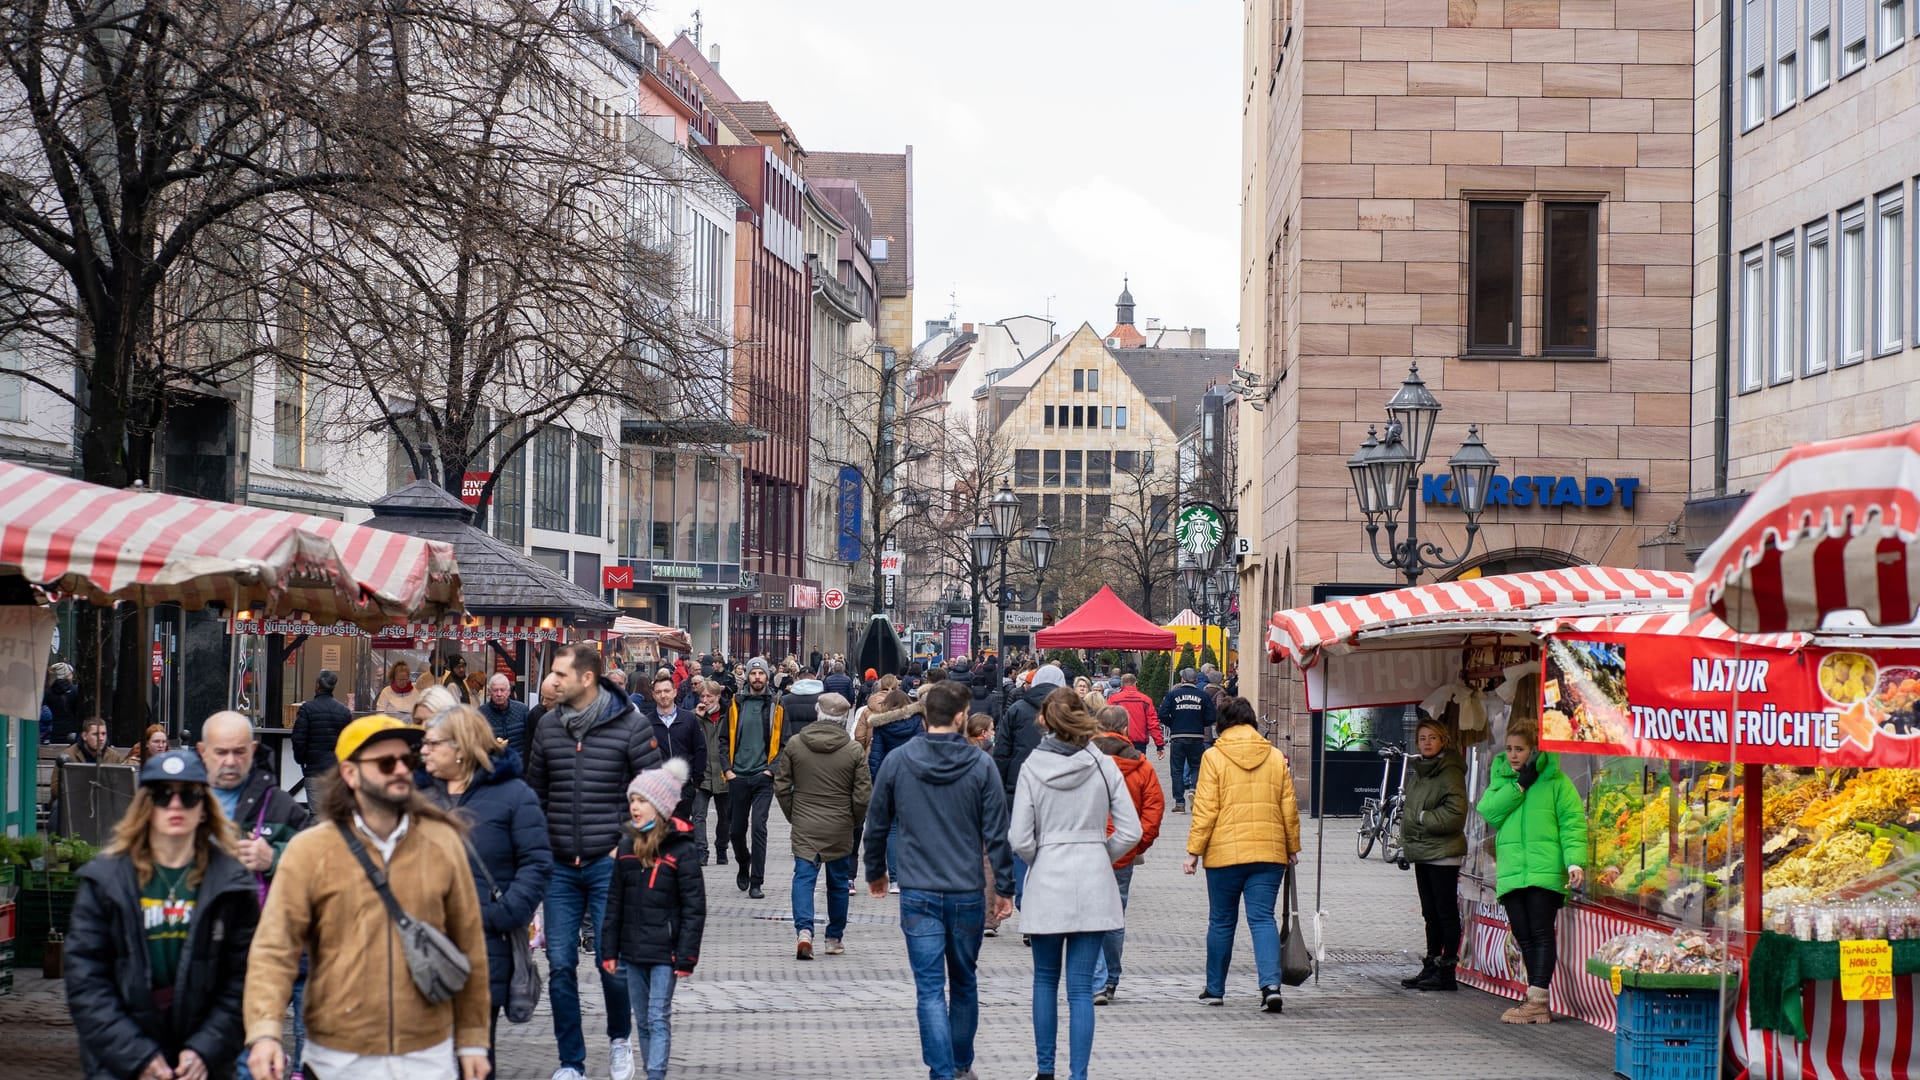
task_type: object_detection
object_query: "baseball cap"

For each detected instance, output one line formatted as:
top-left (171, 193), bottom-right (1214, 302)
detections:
top-left (335, 715), bottom-right (425, 763)
top-left (139, 749), bottom-right (209, 786)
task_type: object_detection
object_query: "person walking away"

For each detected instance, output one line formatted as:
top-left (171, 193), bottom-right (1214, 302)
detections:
top-left (50, 717), bottom-right (126, 829)
top-left (1183, 696), bottom-right (1301, 1012)
top-left (291, 671), bottom-right (352, 793)
top-left (995, 664), bottom-right (1066, 911)
top-left (245, 716), bottom-right (491, 1080)
top-left (963, 713), bottom-right (1005, 936)
top-left (691, 680), bottom-right (731, 867)
top-left (774, 692), bottom-right (870, 959)
top-left (863, 687), bottom-right (924, 894)
top-left (44, 662), bottom-right (84, 744)
top-left (66, 749), bottom-right (258, 1080)
top-left (526, 643), bottom-right (666, 1080)
top-left (375, 661), bottom-right (423, 716)
top-left (480, 673), bottom-right (532, 765)
top-left (1010, 691), bottom-right (1142, 1080)
top-left (599, 761), bottom-right (706, 1080)
top-left (1106, 675), bottom-right (1165, 760)
top-left (1159, 669), bottom-right (1217, 813)
top-left (1088, 707), bottom-right (1163, 1005)
top-left (865, 680), bottom-right (1015, 1080)
top-left (419, 705), bottom-right (554, 1069)
top-left (822, 659), bottom-right (859, 705)
top-left (1399, 717), bottom-right (1469, 992)
top-left (645, 673), bottom-right (707, 821)
top-left (725, 658), bottom-right (785, 899)
top-left (1476, 720), bottom-right (1586, 1023)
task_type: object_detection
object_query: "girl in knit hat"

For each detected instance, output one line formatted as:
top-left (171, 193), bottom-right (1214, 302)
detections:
top-left (601, 760), bottom-right (706, 1080)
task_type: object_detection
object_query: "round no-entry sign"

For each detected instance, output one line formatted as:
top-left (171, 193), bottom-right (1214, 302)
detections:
top-left (823, 588), bottom-right (845, 610)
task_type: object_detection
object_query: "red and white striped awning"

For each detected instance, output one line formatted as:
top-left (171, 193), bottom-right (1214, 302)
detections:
top-left (1165, 608), bottom-right (1203, 627)
top-left (611, 616), bottom-right (693, 653)
top-left (1267, 566), bottom-right (1696, 666)
top-left (0, 461), bottom-right (460, 629)
top-left (1542, 608), bottom-right (1808, 650)
top-left (227, 614), bottom-right (564, 643)
top-left (1693, 423), bottom-right (1920, 633)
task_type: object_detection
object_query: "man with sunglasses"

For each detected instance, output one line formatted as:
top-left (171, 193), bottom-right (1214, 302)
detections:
top-left (245, 716), bottom-right (491, 1080)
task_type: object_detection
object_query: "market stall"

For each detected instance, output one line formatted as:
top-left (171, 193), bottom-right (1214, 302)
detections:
top-left (1035, 586), bottom-right (1177, 651)
top-left (611, 615), bottom-right (694, 670)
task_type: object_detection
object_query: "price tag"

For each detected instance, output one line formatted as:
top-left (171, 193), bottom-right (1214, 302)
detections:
top-left (1868, 837), bottom-right (1895, 867)
top-left (1610, 965), bottom-right (1623, 996)
top-left (1840, 940), bottom-right (1894, 1001)
top-left (1700, 774), bottom-right (1727, 791)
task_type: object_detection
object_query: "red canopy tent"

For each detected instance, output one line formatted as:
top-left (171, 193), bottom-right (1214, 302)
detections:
top-left (1034, 586), bottom-right (1178, 650)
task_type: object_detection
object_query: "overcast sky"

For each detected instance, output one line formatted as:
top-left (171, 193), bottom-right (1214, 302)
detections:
top-left (648, 0), bottom-right (1242, 349)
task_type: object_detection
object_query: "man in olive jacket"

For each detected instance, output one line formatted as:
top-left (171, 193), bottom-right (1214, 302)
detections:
top-left (774, 692), bottom-right (870, 960)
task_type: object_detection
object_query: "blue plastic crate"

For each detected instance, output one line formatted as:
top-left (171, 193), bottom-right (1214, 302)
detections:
top-left (1613, 1032), bottom-right (1718, 1080)
top-left (1616, 986), bottom-right (1723, 1040)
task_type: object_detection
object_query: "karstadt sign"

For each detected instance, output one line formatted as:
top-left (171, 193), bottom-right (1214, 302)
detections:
top-left (1421, 473), bottom-right (1643, 510)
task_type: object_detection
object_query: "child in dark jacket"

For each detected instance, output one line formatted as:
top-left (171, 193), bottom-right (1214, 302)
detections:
top-left (601, 759), bottom-right (706, 1080)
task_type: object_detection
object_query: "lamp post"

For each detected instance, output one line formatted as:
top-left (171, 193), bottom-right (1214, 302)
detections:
top-left (980, 483), bottom-right (1056, 723)
top-left (1345, 362), bottom-right (1500, 586)
top-left (1181, 543), bottom-right (1235, 671)
top-left (968, 517), bottom-right (999, 659)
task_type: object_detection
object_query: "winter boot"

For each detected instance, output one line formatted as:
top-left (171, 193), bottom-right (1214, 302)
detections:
top-left (1500, 985), bottom-right (1552, 1023)
top-left (1401, 955), bottom-right (1437, 989)
top-left (1415, 956), bottom-right (1458, 991)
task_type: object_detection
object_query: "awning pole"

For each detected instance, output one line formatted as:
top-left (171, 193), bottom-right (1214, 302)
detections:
top-left (1314, 658), bottom-right (1328, 985)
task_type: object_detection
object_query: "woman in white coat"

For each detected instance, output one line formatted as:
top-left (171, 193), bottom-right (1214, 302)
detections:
top-left (1010, 687), bottom-right (1143, 1080)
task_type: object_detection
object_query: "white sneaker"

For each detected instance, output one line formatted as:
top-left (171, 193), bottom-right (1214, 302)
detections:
top-left (551, 1069), bottom-right (586, 1080)
top-left (608, 1038), bottom-right (635, 1080)
top-left (889, 882), bottom-right (900, 894)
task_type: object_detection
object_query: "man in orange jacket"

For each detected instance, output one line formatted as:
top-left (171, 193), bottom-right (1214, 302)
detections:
top-left (1090, 707), bottom-right (1165, 1005)
top-left (1106, 674), bottom-right (1166, 759)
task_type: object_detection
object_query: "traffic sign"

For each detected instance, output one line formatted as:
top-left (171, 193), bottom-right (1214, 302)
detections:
top-left (823, 588), bottom-right (846, 610)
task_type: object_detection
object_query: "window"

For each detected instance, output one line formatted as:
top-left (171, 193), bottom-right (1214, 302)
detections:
top-left (1740, 247), bottom-right (1766, 392)
top-left (576, 434), bottom-right (602, 537)
top-left (530, 547), bottom-right (569, 576)
top-left (1088, 450), bottom-right (1111, 488)
top-left (1017, 493), bottom-right (1039, 525)
top-left (1544, 203), bottom-right (1599, 355)
top-left (689, 213), bottom-right (726, 328)
top-left (1743, 0), bottom-right (1767, 128)
top-left (493, 420), bottom-right (526, 546)
top-left (1467, 202), bottom-right (1523, 353)
top-left (1087, 369), bottom-right (1100, 391)
top-left (1807, 0), bottom-right (1832, 93)
top-left (1771, 235), bottom-right (1798, 383)
top-left (1043, 449), bottom-right (1061, 487)
top-left (531, 425), bottom-right (571, 531)
top-left (1874, 188), bottom-right (1904, 354)
top-left (1087, 494), bottom-right (1110, 523)
top-left (1878, 0), bottom-right (1905, 54)
top-left (1114, 450), bottom-right (1139, 473)
top-left (0, 346), bottom-right (22, 421)
top-left (1839, 205), bottom-right (1867, 364)
top-left (872, 237), bottom-right (889, 261)
top-left (1043, 494), bottom-right (1061, 523)
top-left (1044, 405), bottom-right (1054, 428)
top-left (1776, 0), bottom-right (1800, 112)
top-left (1101, 405), bottom-right (1113, 428)
top-left (1143, 450), bottom-right (1156, 474)
top-left (1015, 449), bottom-right (1039, 485)
top-left (1841, 0), bottom-right (1868, 73)
top-left (1805, 220), bottom-right (1831, 375)
top-left (1065, 450), bottom-right (1082, 486)
top-left (1073, 369), bottom-right (1085, 391)
top-left (1116, 406), bottom-right (1129, 429)
top-left (1063, 494), bottom-right (1082, 529)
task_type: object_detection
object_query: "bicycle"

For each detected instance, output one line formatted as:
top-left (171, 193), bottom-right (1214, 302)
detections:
top-left (1355, 742), bottom-right (1413, 862)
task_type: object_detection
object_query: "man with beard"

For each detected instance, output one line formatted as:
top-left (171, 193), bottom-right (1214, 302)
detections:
top-left (50, 716), bottom-right (125, 826)
top-left (646, 671), bottom-right (706, 821)
top-left (725, 658), bottom-right (786, 899)
top-left (245, 716), bottom-right (490, 1080)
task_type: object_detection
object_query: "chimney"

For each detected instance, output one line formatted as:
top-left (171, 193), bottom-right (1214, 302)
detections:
top-left (708, 43), bottom-right (721, 70)
top-left (962, 322), bottom-right (974, 333)
top-left (1191, 328), bottom-right (1205, 349)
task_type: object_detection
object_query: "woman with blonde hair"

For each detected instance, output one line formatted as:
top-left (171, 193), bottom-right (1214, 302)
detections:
top-left (375, 659), bottom-right (422, 715)
top-left (1082, 689), bottom-right (1107, 713)
top-left (1011, 688), bottom-right (1142, 1080)
top-left (418, 706), bottom-right (553, 1063)
top-left (411, 683), bottom-right (462, 725)
top-left (66, 750), bottom-right (258, 1080)
top-left (1399, 715), bottom-right (1469, 992)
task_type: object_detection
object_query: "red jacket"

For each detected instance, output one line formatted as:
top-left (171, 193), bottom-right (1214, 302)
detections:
top-left (1107, 686), bottom-right (1164, 748)
top-left (1096, 736), bottom-right (1165, 868)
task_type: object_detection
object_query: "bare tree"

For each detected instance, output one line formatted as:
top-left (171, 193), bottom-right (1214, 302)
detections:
top-left (1086, 440), bottom-right (1179, 621)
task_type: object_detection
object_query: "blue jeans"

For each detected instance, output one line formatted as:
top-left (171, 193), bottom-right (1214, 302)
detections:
top-left (1011, 853), bottom-right (1029, 909)
top-left (1091, 864), bottom-right (1135, 989)
top-left (547, 857), bottom-right (631, 1071)
top-left (899, 889), bottom-right (985, 1080)
top-left (1169, 738), bottom-right (1205, 804)
top-left (792, 854), bottom-right (853, 938)
top-left (1204, 862), bottom-right (1285, 996)
top-left (237, 961), bottom-right (305, 1080)
top-left (1031, 931), bottom-right (1105, 1080)
top-left (622, 963), bottom-right (676, 1080)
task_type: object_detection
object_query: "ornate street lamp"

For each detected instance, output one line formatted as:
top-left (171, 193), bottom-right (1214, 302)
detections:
top-left (1023, 520), bottom-right (1055, 574)
top-left (968, 517), bottom-right (998, 656)
top-left (989, 483), bottom-right (1022, 548)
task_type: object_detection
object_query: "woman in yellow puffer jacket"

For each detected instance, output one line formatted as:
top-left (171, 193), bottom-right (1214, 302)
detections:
top-left (1182, 697), bottom-right (1301, 1012)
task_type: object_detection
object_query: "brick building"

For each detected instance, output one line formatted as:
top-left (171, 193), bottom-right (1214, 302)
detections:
top-left (1236, 0), bottom-right (1697, 759)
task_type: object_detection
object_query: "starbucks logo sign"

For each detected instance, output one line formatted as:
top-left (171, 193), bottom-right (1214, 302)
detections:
top-left (1175, 504), bottom-right (1225, 556)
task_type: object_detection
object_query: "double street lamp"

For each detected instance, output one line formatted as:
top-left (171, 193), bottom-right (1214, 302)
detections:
top-left (1345, 362), bottom-right (1500, 586)
top-left (1179, 542), bottom-right (1238, 670)
top-left (968, 483), bottom-right (1055, 668)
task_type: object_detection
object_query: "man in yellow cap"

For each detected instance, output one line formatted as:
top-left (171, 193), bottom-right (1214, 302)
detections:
top-left (244, 716), bottom-right (492, 1080)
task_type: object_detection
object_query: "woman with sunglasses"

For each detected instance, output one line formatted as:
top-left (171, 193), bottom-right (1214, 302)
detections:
top-left (66, 749), bottom-right (258, 1080)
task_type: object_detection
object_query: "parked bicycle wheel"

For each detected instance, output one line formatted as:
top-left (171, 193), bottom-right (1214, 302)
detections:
top-left (1355, 801), bottom-right (1378, 859)
top-left (1379, 802), bottom-right (1404, 863)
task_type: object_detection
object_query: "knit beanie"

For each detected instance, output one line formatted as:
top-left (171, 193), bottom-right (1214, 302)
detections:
top-left (628, 758), bottom-right (690, 820)
top-left (1033, 663), bottom-right (1067, 688)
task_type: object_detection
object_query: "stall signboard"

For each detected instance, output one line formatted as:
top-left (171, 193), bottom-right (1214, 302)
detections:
top-left (1537, 632), bottom-right (1920, 768)
top-left (1304, 647), bottom-right (1457, 710)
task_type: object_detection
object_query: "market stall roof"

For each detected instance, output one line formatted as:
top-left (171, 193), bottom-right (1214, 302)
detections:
top-left (612, 615), bottom-right (693, 653)
top-left (1166, 608), bottom-right (1202, 627)
top-left (1035, 586), bottom-right (1178, 650)
top-left (1692, 423), bottom-right (1920, 633)
top-left (0, 460), bottom-right (460, 628)
top-left (365, 482), bottom-right (614, 626)
top-left (1267, 566), bottom-right (1696, 667)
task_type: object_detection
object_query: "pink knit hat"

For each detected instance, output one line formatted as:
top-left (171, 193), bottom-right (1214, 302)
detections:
top-left (627, 758), bottom-right (690, 820)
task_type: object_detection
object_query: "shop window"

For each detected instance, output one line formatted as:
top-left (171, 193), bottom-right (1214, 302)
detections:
top-left (1544, 203), bottom-right (1599, 355)
top-left (650, 451), bottom-right (675, 559)
top-left (696, 455), bottom-right (720, 561)
top-left (1807, 0), bottom-right (1832, 93)
top-left (531, 425), bottom-right (571, 531)
top-left (1873, 188), bottom-right (1904, 355)
top-left (1043, 449), bottom-right (1061, 487)
top-left (1743, 0), bottom-right (1767, 128)
top-left (1771, 234), bottom-right (1798, 384)
top-left (1839, 204), bottom-right (1867, 364)
top-left (1015, 448), bottom-right (1039, 485)
top-left (576, 434), bottom-right (602, 537)
top-left (493, 419), bottom-right (526, 547)
top-left (1087, 450), bottom-right (1111, 488)
top-left (1467, 201), bottom-right (1523, 354)
top-left (1065, 449), bottom-right (1082, 486)
top-left (1804, 220), bottom-right (1831, 375)
top-left (1740, 246), bottom-right (1766, 392)
top-left (1776, 0), bottom-right (1800, 112)
top-left (1840, 0), bottom-right (1867, 73)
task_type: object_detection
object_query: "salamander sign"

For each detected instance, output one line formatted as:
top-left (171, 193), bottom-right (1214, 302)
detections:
top-left (1422, 474), bottom-right (1642, 509)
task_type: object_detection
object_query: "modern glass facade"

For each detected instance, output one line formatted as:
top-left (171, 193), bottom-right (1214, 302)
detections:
top-left (617, 447), bottom-right (743, 584)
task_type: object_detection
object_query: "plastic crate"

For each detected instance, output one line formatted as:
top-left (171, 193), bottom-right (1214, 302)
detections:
top-left (1613, 1032), bottom-right (1718, 1080)
top-left (1616, 986), bottom-right (1723, 1040)
top-left (14, 888), bottom-right (75, 968)
top-left (0, 901), bottom-right (13, 943)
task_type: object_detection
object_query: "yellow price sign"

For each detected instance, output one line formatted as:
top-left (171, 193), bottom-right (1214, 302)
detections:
top-left (1840, 940), bottom-right (1894, 1001)
top-left (1610, 965), bottom-right (1623, 996)
top-left (1868, 838), bottom-right (1895, 867)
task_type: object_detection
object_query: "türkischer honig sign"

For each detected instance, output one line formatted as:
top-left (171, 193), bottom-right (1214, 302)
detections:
top-left (1538, 632), bottom-right (1920, 768)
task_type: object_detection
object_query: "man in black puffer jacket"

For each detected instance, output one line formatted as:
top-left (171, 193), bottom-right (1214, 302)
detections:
top-left (526, 642), bottom-right (664, 1080)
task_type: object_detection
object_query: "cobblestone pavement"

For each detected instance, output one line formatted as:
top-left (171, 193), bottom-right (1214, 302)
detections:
top-left (1, 756), bottom-right (1617, 1078)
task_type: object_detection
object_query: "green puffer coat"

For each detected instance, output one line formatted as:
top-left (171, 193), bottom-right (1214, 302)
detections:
top-left (1476, 750), bottom-right (1588, 899)
top-left (1398, 749), bottom-right (1467, 863)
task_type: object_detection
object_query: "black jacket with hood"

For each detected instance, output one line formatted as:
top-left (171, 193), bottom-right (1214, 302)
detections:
top-left (525, 682), bottom-right (665, 864)
top-left (993, 680), bottom-right (1057, 795)
top-left (65, 850), bottom-right (259, 1079)
top-left (603, 823), bottom-right (705, 974)
top-left (864, 732), bottom-right (1014, 896)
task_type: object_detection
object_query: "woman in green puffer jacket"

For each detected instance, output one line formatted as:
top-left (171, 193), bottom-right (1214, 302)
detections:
top-left (1476, 720), bottom-right (1587, 1025)
top-left (1398, 717), bottom-right (1467, 992)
